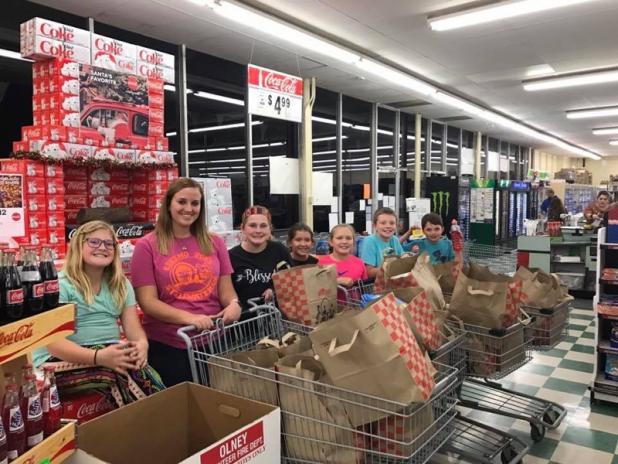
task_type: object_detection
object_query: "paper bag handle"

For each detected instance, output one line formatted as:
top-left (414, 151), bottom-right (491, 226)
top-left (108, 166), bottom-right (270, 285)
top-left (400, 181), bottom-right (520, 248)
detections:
top-left (467, 286), bottom-right (494, 296)
top-left (257, 337), bottom-right (280, 349)
top-left (275, 261), bottom-right (292, 272)
top-left (328, 330), bottom-right (360, 356)
top-left (281, 332), bottom-right (298, 346)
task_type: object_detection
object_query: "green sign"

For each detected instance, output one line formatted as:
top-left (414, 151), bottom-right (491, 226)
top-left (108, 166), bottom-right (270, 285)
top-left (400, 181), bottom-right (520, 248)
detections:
top-left (527, 169), bottom-right (549, 180)
top-left (471, 178), bottom-right (496, 188)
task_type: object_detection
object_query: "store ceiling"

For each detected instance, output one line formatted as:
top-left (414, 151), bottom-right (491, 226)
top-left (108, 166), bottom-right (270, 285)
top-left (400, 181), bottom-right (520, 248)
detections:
top-left (34, 0), bottom-right (618, 157)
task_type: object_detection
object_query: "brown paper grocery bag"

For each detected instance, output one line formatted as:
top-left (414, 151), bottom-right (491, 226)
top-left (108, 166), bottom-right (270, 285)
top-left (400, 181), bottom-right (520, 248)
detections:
top-left (273, 264), bottom-right (338, 326)
top-left (433, 261), bottom-right (460, 294)
top-left (208, 348), bottom-right (279, 406)
top-left (310, 293), bottom-right (436, 427)
top-left (277, 355), bottom-right (361, 463)
top-left (374, 255), bottom-right (419, 291)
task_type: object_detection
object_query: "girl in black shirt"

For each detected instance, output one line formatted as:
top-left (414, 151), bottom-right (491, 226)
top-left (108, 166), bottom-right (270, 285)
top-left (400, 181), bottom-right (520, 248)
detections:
top-left (229, 206), bottom-right (291, 315)
top-left (288, 223), bottom-right (318, 267)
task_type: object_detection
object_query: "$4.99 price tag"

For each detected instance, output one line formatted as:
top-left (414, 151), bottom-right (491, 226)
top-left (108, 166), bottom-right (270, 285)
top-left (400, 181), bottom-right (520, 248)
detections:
top-left (247, 65), bottom-right (303, 123)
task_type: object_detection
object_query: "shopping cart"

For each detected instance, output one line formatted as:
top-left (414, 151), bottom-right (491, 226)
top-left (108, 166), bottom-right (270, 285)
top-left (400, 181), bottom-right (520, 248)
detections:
top-left (463, 242), bottom-right (517, 275)
top-left (178, 306), bottom-right (461, 464)
top-left (522, 297), bottom-right (572, 350)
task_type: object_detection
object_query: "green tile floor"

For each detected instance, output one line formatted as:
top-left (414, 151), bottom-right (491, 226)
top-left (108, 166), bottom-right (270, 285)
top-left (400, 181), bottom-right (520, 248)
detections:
top-left (434, 306), bottom-right (618, 464)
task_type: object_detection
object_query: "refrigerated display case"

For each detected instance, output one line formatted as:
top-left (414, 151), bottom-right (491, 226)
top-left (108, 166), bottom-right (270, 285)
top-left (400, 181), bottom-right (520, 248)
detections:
top-left (510, 181), bottom-right (530, 237)
top-left (459, 177), bottom-right (471, 240)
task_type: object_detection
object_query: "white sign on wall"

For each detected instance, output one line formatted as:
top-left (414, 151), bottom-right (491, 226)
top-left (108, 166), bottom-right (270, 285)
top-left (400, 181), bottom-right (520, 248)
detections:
top-left (247, 65), bottom-right (303, 123)
top-left (269, 157), bottom-right (299, 194)
top-left (312, 172), bottom-right (334, 206)
top-left (487, 151), bottom-right (500, 172)
top-left (192, 177), bottom-right (234, 233)
top-left (0, 174), bottom-right (25, 237)
top-left (460, 147), bottom-right (474, 176)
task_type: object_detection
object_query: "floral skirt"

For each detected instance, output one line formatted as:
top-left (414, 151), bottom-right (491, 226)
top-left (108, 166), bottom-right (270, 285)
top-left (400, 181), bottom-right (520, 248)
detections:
top-left (42, 344), bottom-right (166, 408)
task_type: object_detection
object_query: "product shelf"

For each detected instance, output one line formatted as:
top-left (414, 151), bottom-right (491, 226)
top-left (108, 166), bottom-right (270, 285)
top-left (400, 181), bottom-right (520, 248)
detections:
top-left (597, 340), bottom-right (618, 355)
top-left (0, 304), bottom-right (75, 365)
top-left (13, 422), bottom-right (75, 464)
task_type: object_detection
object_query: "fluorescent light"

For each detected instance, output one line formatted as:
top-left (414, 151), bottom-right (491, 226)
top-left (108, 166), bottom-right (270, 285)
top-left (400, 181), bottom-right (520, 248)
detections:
top-left (0, 49), bottom-right (32, 62)
top-left (593, 127), bottom-right (618, 135)
top-left (193, 91), bottom-right (244, 106)
top-left (313, 135), bottom-right (348, 142)
top-left (355, 58), bottom-right (435, 96)
top-left (524, 68), bottom-right (618, 91)
top-left (525, 64), bottom-right (556, 77)
top-left (314, 150), bottom-right (337, 155)
top-left (189, 121), bottom-right (262, 134)
top-left (566, 106), bottom-right (618, 119)
top-left (434, 92), bottom-right (487, 117)
top-left (189, 161), bottom-right (205, 165)
top-left (166, 131), bottom-right (177, 137)
top-left (164, 85), bottom-right (193, 94)
top-left (428, 0), bottom-right (597, 31)
top-left (210, 1), bottom-right (360, 64)
top-left (188, 149), bottom-right (206, 154)
top-left (610, 140), bottom-right (618, 146)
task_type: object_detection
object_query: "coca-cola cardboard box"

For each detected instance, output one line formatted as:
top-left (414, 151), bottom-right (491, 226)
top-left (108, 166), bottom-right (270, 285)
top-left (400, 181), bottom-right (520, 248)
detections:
top-left (28, 212), bottom-right (47, 230)
top-left (88, 195), bottom-right (130, 209)
top-left (131, 195), bottom-right (163, 210)
top-left (47, 211), bottom-right (64, 229)
top-left (148, 91), bottom-right (164, 110)
top-left (47, 194), bottom-right (64, 212)
top-left (136, 62), bottom-right (175, 84)
top-left (154, 137), bottom-right (169, 151)
top-left (65, 195), bottom-right (88, 209)
top-left (131, 168), bottom-right (167, 182)
top-left (167, 167), bottom-right (179, 181)
top-left (21, 18), bottom-right (90, 49)
top-left (50, 244), bottom-right (66, 259)
top-left (90, 34), bottom-right (136, 74)
top-left (49, 94), bottom-right (81, 113)
top-left (64, 180), bottom-right (88, 194)
top-left (88, 167), bottom-right (129, 182)
top-left (46, 178), bottom-right (64, 195)
top-left (32, 140), bottom-right (93, 161)
top-left (93, 148), bottom-right (135, 164)
top-left (22, 125), bottom-right (80, 143)
top-left (136, 47), bottom-right (174, 70)
top-left (88, 180), bottom-right (130, 196)
top-left (70, 383), bottom-right (280, 464)
top-left (48, 227), bottom-right (66, 246)
top-left (131, 180), bottom-right (168, 195)
top-left (29, 229), bottom-right (47, 246)
top-left (27, 195), bottom-right (47, 213)
top-left (135, 150), bottom-right (174, 165)
top-left (61, 390), bottom-right (115, 424)
top-left (25, 177), bottom-right (46, 196)
top-left (148, 78), bottom-right (164, 96)
top-left (132, 208), bottom-right (159, 223)
top-left (0, 159), bottom-right (45, 178)
top-left (64, 166), bottom-right (88, 180)
top-left (64, 209), bottom-right (80, 223)
top-left (45, 162), bottom-right (63, 179)
top-left (22, 35), bottom-right (90, 64)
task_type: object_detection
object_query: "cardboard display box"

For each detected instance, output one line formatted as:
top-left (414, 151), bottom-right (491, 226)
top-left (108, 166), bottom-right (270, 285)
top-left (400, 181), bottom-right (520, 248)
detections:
top-left (66, 382), bottom-right (280, 464)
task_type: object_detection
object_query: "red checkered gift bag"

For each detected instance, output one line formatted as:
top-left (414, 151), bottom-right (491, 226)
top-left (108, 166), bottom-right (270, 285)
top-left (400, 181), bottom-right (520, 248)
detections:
top-left (272, 264), bottom-right (338, 326)
top-left (310, 293), bottom-right (436, 427)
top-left (401, 289), bottom-right (444, 351)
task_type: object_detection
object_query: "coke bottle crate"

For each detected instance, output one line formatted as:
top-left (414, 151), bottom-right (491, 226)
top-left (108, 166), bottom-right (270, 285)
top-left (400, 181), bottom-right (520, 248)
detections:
top-left (0, 304), bottom-right (75, 365)
top-left (12, 422), bottom-right (75, 464)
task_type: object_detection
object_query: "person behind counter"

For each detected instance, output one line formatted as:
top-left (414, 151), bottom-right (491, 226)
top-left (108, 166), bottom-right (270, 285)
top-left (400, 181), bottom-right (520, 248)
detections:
top-left (584, 190), bottom-right (617, 226)
top-left (540, 188), bottom-right (556, 216)
top-left (131, 178), bottom-right (241, 386)
top-left (547, 196), bottom-right (567, 222)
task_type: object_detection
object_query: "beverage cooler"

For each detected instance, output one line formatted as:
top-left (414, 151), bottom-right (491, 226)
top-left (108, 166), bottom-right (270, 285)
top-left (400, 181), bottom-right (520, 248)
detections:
top-left (509, 181), bottom-right (530, 237)
top-left (528, 182), bottom-right (545, 219)
top-left (495, 180), bottom-right (510, 242)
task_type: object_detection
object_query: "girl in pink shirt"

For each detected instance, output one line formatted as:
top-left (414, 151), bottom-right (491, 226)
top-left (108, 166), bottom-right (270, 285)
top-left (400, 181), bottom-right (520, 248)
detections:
top-left (319, 225), bottom-right (368, 303)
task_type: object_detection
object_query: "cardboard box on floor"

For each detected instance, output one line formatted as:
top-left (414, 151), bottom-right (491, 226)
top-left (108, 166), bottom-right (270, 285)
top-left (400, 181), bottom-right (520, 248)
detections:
top-left (66, 382), bottom-right (280, 464)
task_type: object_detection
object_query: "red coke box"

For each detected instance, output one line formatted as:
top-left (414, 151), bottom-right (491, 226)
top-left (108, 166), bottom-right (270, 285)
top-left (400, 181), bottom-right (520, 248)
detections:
top-left (64, 209), bottom-right (80, 224)
top-left (149, 92), bottom-right (164, 110)
top-left (131, 195), bottom-right (163, 209)
top-left (88, 180), bottom-right (130, 196)
top-left (167, 167), bottom-right (179, 181)
top-left (88, 167), bottom-right (130, 182)
top-left (131, 168), bottom-right (167, 182)
top-left (132, 208), bottom-right (160, 223)
top-left (63, 166), bottom-right (88, 180)
top-left (25, 177), bottom-right (47, 196)
top-left (137, 62), bottom-right (174, 84)
top-left (34, 141), bottom-right (93, 161)
top-left (61, 390), bottom-right (116, 424)
top-left (27, 195), bottom-right (47, 213)
top-left (28, 212), bottom-right (47, 230)
top-left (47, 212), bottom-right (64, 229)
top-left (0, 159), bottom-right (45, 178)
top-left (148, 121), bottom-right (164, 137)
top-left (131, 180), bottom-right (168, 195)
top-left (12, 141), bottom-right (28, 153)
top-left (147, 77), bottom-right (165, 95)
top-left (64, 179), bottom-right (88, 194)
top-left (22, 125), bottom-right (80, 143)
top-left (32, 94), bottom-right (41, 112)
top-left (155, 137), bottom-right (169, 151)
top-left (50, 243), bottom-right (66, 260)
top-left (130, 137), bottom-right (157, 151)
top-left (29, 229), bottom-right (48, 247)
top-left (49, 58), bottom-right (80, 78)
top-left (47, 194), bottom-right (64, 212)
top-left (48, 93), bottom-right (80, 112)
top-left (45, 162), bottom-right (63, 179)
top-left (46, 74), bottom-right (79, 95)
top-left (87, 195), bottom-right (130, 208)
top-left (48, 109), bottom-right (80, 128)
top-left (32, 111), bottom-right (42, 126)
top-left (48, 227), bottom-right (66, 246)
top-left (46, 178), bottom-right (64, 195)
top-left (112, 148), bottom-right (136, 164)
top-left (149, 107), bottom-right (164, 125)
top-left (65, 194), bottom-right (88, 209)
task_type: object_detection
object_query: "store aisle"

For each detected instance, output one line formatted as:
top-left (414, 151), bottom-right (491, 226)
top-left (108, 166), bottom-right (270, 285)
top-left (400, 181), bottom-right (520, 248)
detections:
top-left (437, 306), bottom-right (618, 464)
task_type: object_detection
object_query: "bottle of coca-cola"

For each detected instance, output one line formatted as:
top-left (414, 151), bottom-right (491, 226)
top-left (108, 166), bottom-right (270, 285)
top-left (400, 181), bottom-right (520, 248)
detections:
top-left (14, 247), bottom-right (25, 275)
top-left (0, 411), bottom-right (7, 464)
top-left (18, 365), bottom-right (33, 400)
top-left (21, 374), bottom-right (43, 450)
top-left (2, 383), bottom-right (25, 460)
top-left (2, 251), bottom-right (24, 323)
top-left (0, 250), bottom-right (5, 321)
top-left (39, 246), bottom-right (59, 311)
top-left (20, 248), bottom-right (44, 316)
top-left (41, 367), bottom-right (61, 438)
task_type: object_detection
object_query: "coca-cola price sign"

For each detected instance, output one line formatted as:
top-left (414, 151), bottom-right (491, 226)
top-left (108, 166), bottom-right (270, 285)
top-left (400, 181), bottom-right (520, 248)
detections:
top-left (247, 65), bottom-right (303, 123)
top-left (0, 174), bottom-right (25, 237)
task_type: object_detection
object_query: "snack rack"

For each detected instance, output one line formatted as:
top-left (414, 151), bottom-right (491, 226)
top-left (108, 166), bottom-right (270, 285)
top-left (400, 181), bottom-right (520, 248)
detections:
top-left (178, 307), bottom-right (460, 464)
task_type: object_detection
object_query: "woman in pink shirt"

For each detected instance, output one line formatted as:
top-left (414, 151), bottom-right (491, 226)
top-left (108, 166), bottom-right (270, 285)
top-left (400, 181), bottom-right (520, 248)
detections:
top-left (319, 224), bottom-right (368, 303)
top-left (131, 178), bottom-right (241, 386)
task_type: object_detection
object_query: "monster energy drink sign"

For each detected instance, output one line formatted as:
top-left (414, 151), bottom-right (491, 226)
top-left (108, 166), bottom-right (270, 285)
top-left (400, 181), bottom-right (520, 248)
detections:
top-left (426, 177), bottom-right (459, 227)
top-left (430, 191), bottom-right (451, 217)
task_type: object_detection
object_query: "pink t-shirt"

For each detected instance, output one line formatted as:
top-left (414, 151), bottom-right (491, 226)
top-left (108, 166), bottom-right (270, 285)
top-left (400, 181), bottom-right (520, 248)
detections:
top-left (131, 232), bottom-right (233, 348)
top-left (318, 254), bottom-right (368, 305)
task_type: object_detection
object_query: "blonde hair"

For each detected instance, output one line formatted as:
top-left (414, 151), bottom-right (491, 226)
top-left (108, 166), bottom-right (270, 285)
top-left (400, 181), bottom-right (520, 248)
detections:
top-left (155, 178), bottom-right (213, 255)
top-left (329, 224), bottom-right (355, 240)
top-left (63, 220), bottom-right (127, 309)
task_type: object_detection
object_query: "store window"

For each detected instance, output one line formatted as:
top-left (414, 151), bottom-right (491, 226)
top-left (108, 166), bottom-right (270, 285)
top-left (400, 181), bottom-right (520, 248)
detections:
top-left (446, 126), bottom-right (460, 177)
top-left (430, 121), bottom-right (445, 174)
top-left (342, 95), bottom-right (372, 233)
top-left (487, 137), bottom-right (500, 179)
top-left (312, 88), bottom-right (338, 233)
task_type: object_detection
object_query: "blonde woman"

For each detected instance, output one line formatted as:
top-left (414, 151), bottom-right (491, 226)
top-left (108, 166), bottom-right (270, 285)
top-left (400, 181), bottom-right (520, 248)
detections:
top-left (131, 178), bottom-right (240, 386)
top-left (39, 220), bottom-right (163, 406)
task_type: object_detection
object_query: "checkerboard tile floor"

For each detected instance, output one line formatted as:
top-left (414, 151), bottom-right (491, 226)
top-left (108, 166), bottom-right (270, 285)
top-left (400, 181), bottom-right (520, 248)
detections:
top-left (434, 306), bottom-right (618, 464)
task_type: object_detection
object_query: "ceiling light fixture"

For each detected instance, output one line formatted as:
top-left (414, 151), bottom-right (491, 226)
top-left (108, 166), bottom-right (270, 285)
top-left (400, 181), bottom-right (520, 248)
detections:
top-left (428, 0), bottom-right (597, 31)
top-left (610, 140), bottom-right (618, 146)
top-left (593, 127), bottom-right (618, 135)
top-left (193, 91), bottom-right (244, 106)
top-left (189, 120), bottom-right (262, 134)
top-left (0, 48), bottom-right (33, 62)
top-left (523, 67), bottom-right (618, 91)
top-left (355, 58), bottom-right (435, 96)
top-left (566, 106), bottom-right (618, 119)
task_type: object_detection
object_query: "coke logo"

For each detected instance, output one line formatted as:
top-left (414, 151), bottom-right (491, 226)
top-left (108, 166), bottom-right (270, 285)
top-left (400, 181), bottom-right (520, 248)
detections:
top-left (115, 225), bottom-right (146, 238)
top-left (40, 23), bottom-right (65, 40)
top-left (7, 289), bottom-right (24, 305)
top-left (139, 49), bottom-right (163, 65)
top-left (95, 38), bottom-right (123, 55)
top-left (45, 280), bottom-right (59, 293)
top-left (77, 396), bottom-right (111, 420)
top-left (11, 212), bottom-right (21, 222)
top-left (133, 197), bottom-right (147, 206)
top-left (33, 283), bottom-right (45, 298)
top-left (216, 180), bottom-right (231, 188)
top-left (263, 72), bottom-right (298, 94)
top-left (40, 40), bottom-right (64, 57)
top-left (139, 64), bottom-right (163, 79)
top-left (66, 181), bottom-right (86, 191)
top-left (69, 147), bottom-right (90, 157)
top-left (218, 207), bottom-right (232, 214)
top-left (0, 322), bottom-right (34, 347)
top-left (64, 47), bottom-right (75, 59)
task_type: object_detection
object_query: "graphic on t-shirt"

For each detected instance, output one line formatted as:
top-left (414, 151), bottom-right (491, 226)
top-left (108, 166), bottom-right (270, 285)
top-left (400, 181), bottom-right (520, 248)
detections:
top-left (235, 269), bottom-right (272, 285)
top-left (433, 249), bottom-right (448, 263)
top-left (164, 251), bottom-right (217, 301)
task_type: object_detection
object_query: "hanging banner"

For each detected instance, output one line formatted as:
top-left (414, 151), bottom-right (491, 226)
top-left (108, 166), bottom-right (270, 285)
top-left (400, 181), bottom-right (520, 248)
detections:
top-left (0, 174), bottom-right (25, 236)
top-left (247, 65), bottom-right (303, 122)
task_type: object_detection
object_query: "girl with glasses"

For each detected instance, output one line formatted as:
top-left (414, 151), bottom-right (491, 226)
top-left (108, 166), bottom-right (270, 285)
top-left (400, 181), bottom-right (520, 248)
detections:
top-left (36, 220), bottom-right (163, 408)
top-left (131, 178), bottom-right (241, 386)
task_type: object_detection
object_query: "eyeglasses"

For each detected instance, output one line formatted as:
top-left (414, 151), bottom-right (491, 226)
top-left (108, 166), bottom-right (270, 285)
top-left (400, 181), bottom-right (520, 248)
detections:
top-left (85, 238), bottom-right (117, 250)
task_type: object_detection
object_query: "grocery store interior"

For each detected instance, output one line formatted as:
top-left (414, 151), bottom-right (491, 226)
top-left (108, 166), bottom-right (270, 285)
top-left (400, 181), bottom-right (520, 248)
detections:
top-left (1, 0), bottom-right (618, 463)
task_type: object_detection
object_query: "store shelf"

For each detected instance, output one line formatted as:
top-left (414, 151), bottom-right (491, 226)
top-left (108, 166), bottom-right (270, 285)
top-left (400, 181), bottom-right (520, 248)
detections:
top-left (597, 340), bottom-right (618, 354)
top-left (0, 304), bottom-right (75, 364)
top-left (553, 260), bottom-right (583, 264)
top-left (599, 279), bottom-right (618, 285)
top-left (594, 373), bottom-right (618, 393)
top-left (13, 422), bottom-right (75, 464)
top-left (601, 243), bottom-right (618, 250)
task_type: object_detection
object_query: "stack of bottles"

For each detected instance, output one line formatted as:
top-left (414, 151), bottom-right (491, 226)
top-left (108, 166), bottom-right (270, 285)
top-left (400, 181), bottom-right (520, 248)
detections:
top-left (0, 365), bottom-right (62, 461)
top-left (0, 246), bottom-right (59, 324)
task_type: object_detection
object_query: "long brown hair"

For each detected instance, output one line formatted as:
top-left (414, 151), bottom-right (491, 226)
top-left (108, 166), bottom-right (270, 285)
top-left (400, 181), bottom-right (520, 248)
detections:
top-left (155, 177), bottom-right (213, 255)
top-left (63, 220), bottom-right (127, 309)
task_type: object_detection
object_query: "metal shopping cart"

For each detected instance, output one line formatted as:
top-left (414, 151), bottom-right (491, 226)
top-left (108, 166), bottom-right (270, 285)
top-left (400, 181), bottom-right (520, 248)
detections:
top-left (522, 298), bottom-right (573, 351)
top-left (463, 242), bottom-right (517, 275)
top-left (178, 306), bottom-right (461, 464)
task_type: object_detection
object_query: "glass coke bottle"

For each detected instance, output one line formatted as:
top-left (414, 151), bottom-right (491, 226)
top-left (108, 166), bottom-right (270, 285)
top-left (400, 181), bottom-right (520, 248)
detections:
top-left (20, 248), bottom-right (44, 316)
top-left (2, 251), bottom-right (24, 323)
top-left (39, 246), bottom-right (59, 311)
